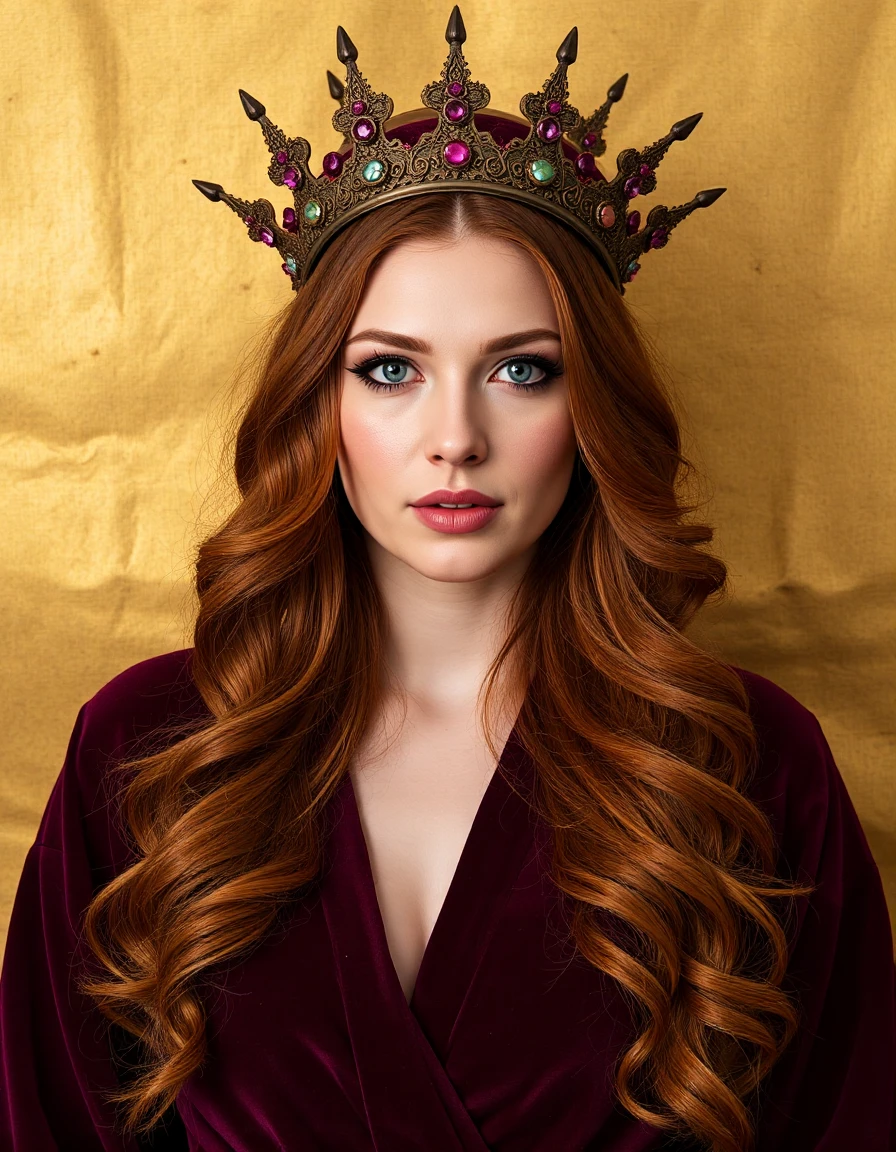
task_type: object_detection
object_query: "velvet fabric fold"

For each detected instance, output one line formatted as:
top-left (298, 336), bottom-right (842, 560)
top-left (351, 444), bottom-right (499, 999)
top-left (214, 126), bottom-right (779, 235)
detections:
top-left (1, 648), bottom-right (893, 1150)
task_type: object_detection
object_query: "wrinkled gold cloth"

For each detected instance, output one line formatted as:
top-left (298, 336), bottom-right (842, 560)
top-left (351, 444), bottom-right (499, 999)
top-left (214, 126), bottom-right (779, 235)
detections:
top-left (2, 0), bottom-right (894, 952)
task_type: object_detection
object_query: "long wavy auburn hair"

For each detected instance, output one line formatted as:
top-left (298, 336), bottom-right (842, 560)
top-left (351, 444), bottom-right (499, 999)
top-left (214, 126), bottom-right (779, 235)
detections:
top-left (78, 191), bottom-right (814, 1152)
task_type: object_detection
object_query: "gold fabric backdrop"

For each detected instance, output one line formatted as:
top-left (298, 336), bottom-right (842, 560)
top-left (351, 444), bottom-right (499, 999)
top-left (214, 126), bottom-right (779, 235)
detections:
top-left (2, 0), bottom-right (894, 953)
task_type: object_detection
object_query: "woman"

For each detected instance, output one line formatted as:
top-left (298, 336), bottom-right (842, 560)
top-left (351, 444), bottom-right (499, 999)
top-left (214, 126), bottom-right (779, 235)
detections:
top-left (1, 11), bottom-right (894, 1152)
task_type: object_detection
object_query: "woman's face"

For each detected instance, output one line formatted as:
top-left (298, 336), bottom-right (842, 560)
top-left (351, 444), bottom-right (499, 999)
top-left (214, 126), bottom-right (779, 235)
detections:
top-left (336, 230), bottom-right (579, 584)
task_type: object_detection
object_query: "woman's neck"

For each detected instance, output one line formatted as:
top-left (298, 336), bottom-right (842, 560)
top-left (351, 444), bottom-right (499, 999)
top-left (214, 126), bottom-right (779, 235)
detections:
top-left (366, 532), bottom-right (532, 716)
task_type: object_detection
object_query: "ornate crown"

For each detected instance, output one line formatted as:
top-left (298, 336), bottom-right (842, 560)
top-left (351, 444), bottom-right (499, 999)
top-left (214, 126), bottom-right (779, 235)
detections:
top-left (193, 6), bottom-right (725, 294)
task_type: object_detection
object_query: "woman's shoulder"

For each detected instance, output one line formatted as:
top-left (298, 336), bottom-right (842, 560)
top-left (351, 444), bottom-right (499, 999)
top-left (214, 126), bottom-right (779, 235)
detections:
top-left (34, 649), bottom-right (210, 873)
top-left (81, 646), bottom-right (207, 747)
top-left (726, 662), bottom-right (874, 881)
top-left (74, 647), bottom-right (211, 782)
top-left (728, 662), bottom-right (820, 745)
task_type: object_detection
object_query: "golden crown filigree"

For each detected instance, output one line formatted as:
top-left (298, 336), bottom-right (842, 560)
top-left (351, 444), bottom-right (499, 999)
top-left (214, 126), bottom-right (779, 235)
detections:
top-left (193, 5), bottom-right (725, 294)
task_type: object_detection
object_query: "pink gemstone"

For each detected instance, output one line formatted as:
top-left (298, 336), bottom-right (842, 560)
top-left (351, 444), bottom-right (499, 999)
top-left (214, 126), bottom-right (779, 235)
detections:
top-left (583, 132), bottom-right (597, 149)
top-left (351, 100), bottom-right (366, 115)
top-left (259, 228), bottom-right (274, 246)
top-left (281, 263), bottom-right (292, 276)
top-left (639, 163), bottom-right (653, 176)
top-left (352, 117), bottom-right (376, 142)
top-left (443, 140), bottom-right (471, 167)
top-left (624, 176), bottom-right (642, 199)
top-left (283, 207), bottom-right (295, 224)
top-left (598, 203), bottom-right (616, 228)
top-left (245, 215), bottom-right (255, 226)
top-left (447, 81), bottom-right (464, 97)
top-left (547, 100), bottom-right (562, 115)
top-left (283, 167), bottom-right (299, 189)
top-left (575, 152), bottom-right (598, 179)
top-left (322, 151), bottom-right (344, 177)
top-left (445, 99), bottom-right (467, 122)
top-left (625, 210), bottom-right (641, 235)
top-left (536, 116), bottom-right (561, 142)
top-left (276, 150), bottom-right (288, 164)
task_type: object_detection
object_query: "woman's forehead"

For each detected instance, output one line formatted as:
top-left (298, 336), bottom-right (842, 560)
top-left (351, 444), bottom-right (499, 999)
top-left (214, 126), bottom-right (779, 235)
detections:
top-left (347, 235), bottom-right (558, 344)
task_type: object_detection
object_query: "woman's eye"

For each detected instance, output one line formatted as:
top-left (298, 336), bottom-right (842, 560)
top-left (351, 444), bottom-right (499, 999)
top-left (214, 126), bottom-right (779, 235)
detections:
top-left (367, 360), bottom-right (414, 386)
top-left (494, 359), bottom-right (552, 389)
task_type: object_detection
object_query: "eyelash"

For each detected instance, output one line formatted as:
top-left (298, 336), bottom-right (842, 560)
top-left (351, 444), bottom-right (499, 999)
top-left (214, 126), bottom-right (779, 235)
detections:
top-left (346, 351), bottom-right (563, 394)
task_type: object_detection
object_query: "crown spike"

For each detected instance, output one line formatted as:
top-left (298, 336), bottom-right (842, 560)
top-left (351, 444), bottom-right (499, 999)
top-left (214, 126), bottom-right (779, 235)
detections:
top-left (607, 73), bottom-right (628, 102)
top-left (670, 112), bottom-right (703, 141)
top-left (556, 27), bottom-right (578, 64)
top-left (446, 5), bottom-right (466, 45)
top-left (694, 187), bottom-right (726, 207)
top-left (336, 26), bottom-right (358, 64)
top-left (238, 89), bottom-right (266, 122)
top-left (192, 179), bottom-right (224, 201)
top-left (327, 70), bottom-right (344, 102)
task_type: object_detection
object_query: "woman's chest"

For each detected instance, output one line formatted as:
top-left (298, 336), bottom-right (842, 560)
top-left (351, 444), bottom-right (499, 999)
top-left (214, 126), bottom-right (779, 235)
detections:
top-left (349, 717), bottom-right (504, 1003)
top-left (177, 736), bottom-right (646, 1151)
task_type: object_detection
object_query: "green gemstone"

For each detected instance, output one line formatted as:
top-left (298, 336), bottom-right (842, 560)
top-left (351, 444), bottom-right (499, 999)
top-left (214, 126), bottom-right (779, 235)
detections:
top-left (303, 200), bottom-right (322, 224)
top-left (528, 159), bottom-right (555, 184)
top-left (362, 158), bottom-right (386, 183)
top-left (285, 254), bottom-right (298, 273)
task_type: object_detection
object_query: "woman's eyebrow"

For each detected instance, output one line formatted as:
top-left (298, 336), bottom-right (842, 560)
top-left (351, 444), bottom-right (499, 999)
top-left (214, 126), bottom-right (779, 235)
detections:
top-left (343, 327), bottom-right (561, 354)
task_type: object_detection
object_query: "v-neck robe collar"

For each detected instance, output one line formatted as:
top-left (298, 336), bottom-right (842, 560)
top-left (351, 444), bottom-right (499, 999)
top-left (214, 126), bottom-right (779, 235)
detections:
top-left (320, 722), bottom-right (538, 1152)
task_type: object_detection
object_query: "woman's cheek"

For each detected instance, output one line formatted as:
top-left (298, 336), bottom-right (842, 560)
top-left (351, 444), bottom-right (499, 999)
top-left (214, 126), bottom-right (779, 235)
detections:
top-left (339, 401), bottom-right (411, 511)
top-left (511, 406), bottom-right (578, 490)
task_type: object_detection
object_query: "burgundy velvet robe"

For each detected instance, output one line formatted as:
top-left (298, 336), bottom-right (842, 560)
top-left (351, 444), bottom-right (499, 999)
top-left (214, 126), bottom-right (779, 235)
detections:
top-left (1, 648), bottom-right (894, 1151)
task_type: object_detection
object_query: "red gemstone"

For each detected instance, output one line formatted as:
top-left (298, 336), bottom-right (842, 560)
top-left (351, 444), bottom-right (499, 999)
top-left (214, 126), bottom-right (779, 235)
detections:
top-left (624, 176), bottom-right (642, 199)
top-left (352, 117), bottom-right (376, 142)
top-left (447, 81), bottom-right (464, 97)
top-left (649, 227), bottom-right (669, 249)
top-left (443, 140), bottom-right (471, 166)
top-left (276, 150), bottom-right (288, 164)
top-left (639, 163), bottom-right (653, 176)
top-left (625, 210), bottom-right (641, 235)
top-left (583, 132), bottom-right (597, 148)
top-left (283, 167), bottom-right (299, 189)
top-left (547, 100), bottom-right (562, 115)
top-left (576, 152), bottom-right (598, 179)
top-left (351, 100), bottom-right (366, 115)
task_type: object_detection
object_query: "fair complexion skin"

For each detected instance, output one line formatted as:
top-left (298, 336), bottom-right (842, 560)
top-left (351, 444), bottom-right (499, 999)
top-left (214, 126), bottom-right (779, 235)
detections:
top-left (335, 229), bottom-right (580, 1004)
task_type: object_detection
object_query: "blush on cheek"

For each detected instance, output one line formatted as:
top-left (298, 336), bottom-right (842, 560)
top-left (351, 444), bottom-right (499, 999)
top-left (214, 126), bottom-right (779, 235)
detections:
top-left (338, 402), bottom-right (413, 521)
top-left (516, 410), bottom-right (578, 485)
top-left (341, 409), bottom-right (411, 471)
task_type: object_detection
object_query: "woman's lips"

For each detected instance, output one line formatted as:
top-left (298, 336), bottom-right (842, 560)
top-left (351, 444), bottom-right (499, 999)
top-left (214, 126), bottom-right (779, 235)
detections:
top-left (412, 505), bottom-right (501, 534)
